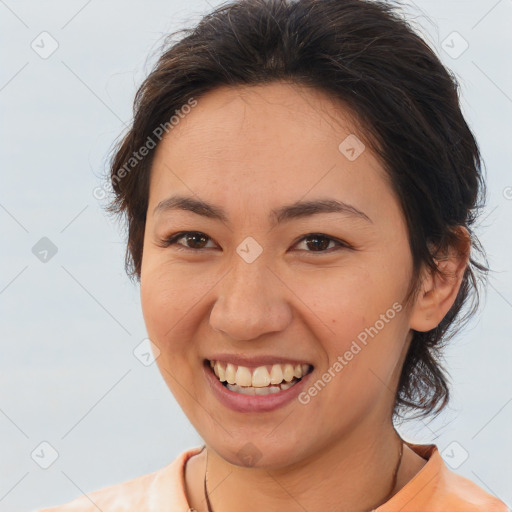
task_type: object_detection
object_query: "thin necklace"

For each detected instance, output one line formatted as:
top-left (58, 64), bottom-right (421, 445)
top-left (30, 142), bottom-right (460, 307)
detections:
top-left (202, 441), bottom-right (404, 512)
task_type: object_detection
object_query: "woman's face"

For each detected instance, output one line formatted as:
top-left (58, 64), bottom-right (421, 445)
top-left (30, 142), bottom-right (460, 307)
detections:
top-left (140, 82), bottom-right (418, 467)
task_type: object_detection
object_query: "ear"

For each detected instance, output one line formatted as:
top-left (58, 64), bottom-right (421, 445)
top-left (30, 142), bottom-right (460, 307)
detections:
top-left (409, 227), bottom-right (471, 332)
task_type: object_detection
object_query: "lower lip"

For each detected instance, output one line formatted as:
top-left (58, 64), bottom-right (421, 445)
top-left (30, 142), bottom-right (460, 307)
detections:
top-left (203, 361), bottom-right (313, 413)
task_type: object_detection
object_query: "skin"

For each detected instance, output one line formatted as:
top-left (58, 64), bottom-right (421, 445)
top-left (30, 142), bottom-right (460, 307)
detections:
top-left (140, 81), bottom-right (469, 512)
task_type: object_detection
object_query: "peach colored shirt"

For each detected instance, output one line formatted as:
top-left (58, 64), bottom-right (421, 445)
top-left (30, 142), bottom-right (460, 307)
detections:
top-left (36, 443), bottom-right (509, 511)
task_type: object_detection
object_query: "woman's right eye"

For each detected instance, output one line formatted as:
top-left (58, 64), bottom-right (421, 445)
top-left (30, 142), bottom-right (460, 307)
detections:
top-left (160, 231), bottom-right (217, 251)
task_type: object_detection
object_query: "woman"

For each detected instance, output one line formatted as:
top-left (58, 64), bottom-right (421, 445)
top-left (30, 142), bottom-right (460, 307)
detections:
top-left (37, 0), bottom-right (508, 510)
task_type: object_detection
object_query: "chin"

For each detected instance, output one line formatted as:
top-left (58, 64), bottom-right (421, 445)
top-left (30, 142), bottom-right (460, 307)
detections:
top-left (205, 432), bottom-right (311, 470)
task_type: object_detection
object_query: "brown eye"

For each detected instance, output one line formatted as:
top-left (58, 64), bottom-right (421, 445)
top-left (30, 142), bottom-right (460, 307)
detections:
top-left (296, 234), bottom-right (348, 253)
top-left (304, 235), bottom-right (331, 251)
top-left (180, 232), bottom-right (209, 249)
top-left (161, 231), bottom-right (216, 250)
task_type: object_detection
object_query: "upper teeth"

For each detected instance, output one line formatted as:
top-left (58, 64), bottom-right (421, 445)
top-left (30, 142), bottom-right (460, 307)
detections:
top-left (210, 360), bottom-right (310, 387)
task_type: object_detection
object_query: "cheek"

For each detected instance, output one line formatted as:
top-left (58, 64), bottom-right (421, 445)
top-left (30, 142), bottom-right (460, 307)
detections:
top-left (140, 261), bottom-right (219, 349)
top-left (290, 263), bottom-right (389, 338)
top-left (291, 262), bottom-right (408, 374)
top-left (140, 264), bottom-right (207, 406)
top-left (140, 264), bottom-right (190, 345)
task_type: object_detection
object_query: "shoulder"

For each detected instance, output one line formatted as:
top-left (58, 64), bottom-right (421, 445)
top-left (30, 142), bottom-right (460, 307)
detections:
top-left (379, 443), bottom-right (510, 512)
top-left (33, 446), bottom-right (203, 512)
top-left (435, 463), bottom-right (510, 511)
top-left (389, 443), bottom-right (510, 512)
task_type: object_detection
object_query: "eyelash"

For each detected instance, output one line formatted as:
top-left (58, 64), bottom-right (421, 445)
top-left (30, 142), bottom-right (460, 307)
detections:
top-left (159, 231), bottom-right (352, 254)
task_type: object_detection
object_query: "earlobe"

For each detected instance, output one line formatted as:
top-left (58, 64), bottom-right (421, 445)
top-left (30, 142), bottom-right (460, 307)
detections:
top-left (409, 227), bottom-right (470, 333)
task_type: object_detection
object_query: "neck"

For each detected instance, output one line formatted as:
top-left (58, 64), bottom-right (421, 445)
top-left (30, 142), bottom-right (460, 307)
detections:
top-left (201, 422), bottom-right (404, 512)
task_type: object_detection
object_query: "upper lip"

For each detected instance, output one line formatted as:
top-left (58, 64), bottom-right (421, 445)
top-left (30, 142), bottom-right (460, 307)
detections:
top-left (206, 354), bottom-right (313, 368)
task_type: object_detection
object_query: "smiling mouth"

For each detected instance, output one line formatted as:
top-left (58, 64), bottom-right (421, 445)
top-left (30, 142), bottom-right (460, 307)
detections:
top-left (206, 359), bottom-right (314, 395)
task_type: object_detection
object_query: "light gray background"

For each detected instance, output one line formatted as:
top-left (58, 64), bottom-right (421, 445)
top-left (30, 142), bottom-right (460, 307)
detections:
top-left (0, 1), bottom-right (511, 510)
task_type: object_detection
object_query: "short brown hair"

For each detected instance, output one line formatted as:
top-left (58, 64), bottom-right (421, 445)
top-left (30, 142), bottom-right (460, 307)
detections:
top-left (105, 0), bottom-right (489, 421)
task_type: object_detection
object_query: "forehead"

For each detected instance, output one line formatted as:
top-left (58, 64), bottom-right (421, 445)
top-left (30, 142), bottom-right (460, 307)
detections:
top-left (154, 81), bottom-right (363, 159)
top-left (148, 82), bottom-right (395, 221)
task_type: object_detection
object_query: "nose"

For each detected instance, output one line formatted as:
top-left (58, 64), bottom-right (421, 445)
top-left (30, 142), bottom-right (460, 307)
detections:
top-left (209, 256), bottom-right (293, 341)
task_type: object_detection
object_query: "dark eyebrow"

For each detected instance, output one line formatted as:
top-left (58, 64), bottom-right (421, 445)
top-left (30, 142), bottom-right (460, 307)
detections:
top-left (153, 194), bottom-right (372, 225)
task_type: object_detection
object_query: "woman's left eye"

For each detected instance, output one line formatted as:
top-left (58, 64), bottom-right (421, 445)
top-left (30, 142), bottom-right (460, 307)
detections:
top-left (159, 231), bottom-right (350, 253)
top-left (294, 234), bottom-right (349, 253)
